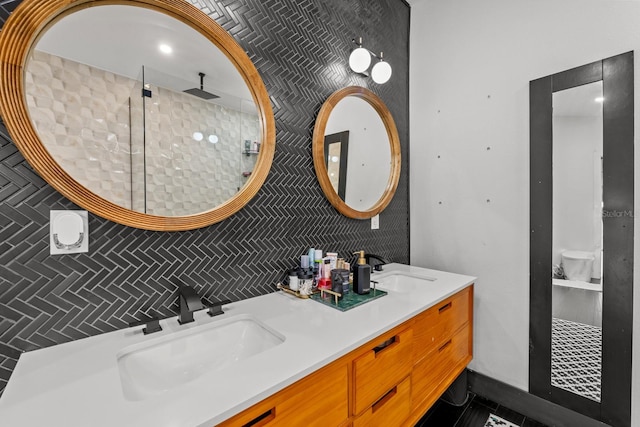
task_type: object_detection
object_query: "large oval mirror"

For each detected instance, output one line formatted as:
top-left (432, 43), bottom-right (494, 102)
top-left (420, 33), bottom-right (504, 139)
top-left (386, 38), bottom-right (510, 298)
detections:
top-left (312, 86), bottom-right (401, 219)
top-left (0, 0), bottom-right (275, 231)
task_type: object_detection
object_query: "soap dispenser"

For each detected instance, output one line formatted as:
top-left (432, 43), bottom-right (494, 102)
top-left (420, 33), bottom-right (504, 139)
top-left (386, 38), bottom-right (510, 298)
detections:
top-left (352, 251), bottom-right (371, 294)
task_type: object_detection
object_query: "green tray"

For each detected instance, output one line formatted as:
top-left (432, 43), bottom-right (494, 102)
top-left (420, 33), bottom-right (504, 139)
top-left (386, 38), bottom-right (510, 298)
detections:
top-left (310, 288), bottom-right (387, 311)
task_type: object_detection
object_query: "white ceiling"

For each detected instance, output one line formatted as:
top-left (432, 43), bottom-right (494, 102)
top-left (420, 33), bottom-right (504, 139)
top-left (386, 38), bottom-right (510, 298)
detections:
top-left (34, 5), bottom-right (255, 112)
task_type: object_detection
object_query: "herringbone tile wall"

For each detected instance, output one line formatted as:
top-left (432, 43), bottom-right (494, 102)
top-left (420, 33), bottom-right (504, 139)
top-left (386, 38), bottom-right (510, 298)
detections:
top-left (0, 0), bottom-right (410, 394)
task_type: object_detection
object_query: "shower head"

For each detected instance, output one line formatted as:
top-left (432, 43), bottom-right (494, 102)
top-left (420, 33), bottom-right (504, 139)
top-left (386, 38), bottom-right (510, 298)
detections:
top-left (184, 72), bottom-right (219, 100)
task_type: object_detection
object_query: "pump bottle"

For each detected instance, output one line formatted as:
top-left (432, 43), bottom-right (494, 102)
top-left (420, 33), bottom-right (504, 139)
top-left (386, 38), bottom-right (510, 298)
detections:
top-left (352, 251), bottom-right (371, 294)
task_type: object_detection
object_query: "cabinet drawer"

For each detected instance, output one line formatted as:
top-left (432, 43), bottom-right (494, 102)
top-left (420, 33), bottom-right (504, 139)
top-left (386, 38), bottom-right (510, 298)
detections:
top-left (353, 376), bottom-right (411, 427)
top-left (412, 323), bottom-right (472, 412)
top-left (413, 287), bottom-right (471, 363)
top-left (353, 327), bottom-right (413, 415)
top-left (217, 362), bottom-right (348, 427)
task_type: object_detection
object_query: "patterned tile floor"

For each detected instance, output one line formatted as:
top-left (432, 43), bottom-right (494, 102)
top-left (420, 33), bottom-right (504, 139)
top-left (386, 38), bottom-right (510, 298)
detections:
top-left (485, 414), bottom-right (519, 427)
top-left (417, 393), bottom-right (550, 427)
top-left (551, 317), bottom-right (602, 402)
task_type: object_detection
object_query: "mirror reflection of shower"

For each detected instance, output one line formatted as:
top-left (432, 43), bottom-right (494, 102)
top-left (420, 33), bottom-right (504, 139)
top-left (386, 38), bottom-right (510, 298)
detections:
top-left (551, 80), bottom-right (603, 402)
top-left (24, 5), bottom-right (261, 218)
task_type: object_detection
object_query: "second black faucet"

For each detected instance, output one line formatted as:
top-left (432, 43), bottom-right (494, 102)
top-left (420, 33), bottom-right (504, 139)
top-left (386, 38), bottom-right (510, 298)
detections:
top-left (178, 285), bottom-right (205, 324)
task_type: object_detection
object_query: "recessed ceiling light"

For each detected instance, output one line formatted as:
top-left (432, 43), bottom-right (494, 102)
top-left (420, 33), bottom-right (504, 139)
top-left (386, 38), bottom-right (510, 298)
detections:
top-left (595, 97), bottom-right (604, 103)
top-left (159, 44), bottom-right (173, 55)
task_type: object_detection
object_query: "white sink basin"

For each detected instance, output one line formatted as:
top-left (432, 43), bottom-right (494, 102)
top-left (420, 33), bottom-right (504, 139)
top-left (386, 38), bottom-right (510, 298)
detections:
top-left (117, 314), bottom-right (285, 401)
top-left (374, 273), bottom-right (436, 293)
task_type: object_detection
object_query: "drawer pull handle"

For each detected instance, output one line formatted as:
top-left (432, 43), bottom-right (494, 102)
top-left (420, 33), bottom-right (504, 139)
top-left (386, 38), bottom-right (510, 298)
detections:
top-left (372, 385), bottom-right (398, 413)
top-left (373, 336), bottom-right (397, 354)
top-left (438, 302), bottom-right (452, 313)
top-left (242, 408), bottom-right (275, 427)
top-left (438, 339), bottom-right (452, 352)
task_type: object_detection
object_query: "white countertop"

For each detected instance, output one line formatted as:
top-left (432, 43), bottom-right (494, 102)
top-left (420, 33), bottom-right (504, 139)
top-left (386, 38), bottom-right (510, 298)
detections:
top-left (0, 264), bottom-right (475, 427)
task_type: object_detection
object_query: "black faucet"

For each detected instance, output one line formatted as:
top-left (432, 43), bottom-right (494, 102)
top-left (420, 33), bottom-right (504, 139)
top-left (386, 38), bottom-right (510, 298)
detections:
top-left (207, 299), bottom-right (232, 317)
top-left (178, 285), bottom-right (205, 324)
top-left (128, 313), bottom-right (163, 335)
top-left (365, 253), bottom-right (389, 271)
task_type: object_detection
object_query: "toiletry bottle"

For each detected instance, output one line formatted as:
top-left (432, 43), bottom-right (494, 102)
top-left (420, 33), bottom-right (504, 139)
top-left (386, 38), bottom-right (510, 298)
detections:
top-left (326, 252), bottom-right (338, 271)
top-left (301, 254), bottom-right (310, 270)
top-left (352, 251), bottom-right (371, 294)
top-left (308, 248), bottom-right (315, 270)
top-left (318, 258), bottom-right (332, 290)
top-left (331, 269), bottom-right (349, 295)
top-left (314, 249), bottom-right (323, 283)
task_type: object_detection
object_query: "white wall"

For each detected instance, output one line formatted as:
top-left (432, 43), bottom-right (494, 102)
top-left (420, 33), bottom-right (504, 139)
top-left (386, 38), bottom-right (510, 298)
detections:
top-left (409, 0), bottom-right (640, 423)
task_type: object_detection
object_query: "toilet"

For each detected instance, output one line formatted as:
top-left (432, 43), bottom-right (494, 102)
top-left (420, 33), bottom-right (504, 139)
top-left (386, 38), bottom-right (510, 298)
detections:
top-left (561, 250), bottom-right (594, 282)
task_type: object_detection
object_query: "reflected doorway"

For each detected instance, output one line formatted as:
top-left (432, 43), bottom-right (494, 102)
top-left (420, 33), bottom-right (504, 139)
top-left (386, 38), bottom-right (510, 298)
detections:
top-left (551, 81), bottom-right (603, 402)
top-left (324, 131), bottom-right (349, 200)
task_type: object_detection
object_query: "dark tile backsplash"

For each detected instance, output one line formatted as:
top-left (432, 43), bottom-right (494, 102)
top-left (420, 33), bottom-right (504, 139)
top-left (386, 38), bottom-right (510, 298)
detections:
top-left (0, 0), bottom-right (410, 393)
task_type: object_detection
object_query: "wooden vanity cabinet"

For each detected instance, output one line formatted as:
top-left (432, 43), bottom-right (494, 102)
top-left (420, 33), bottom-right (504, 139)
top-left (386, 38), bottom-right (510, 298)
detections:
top-left (352, 327), bottom-right (413, 414)
top-left (411, 325), bottom-right (472, 417)
top-left (353, 375), bottom-right (412, 427)
top-left (406, 286), bottom-right (473, 426)
top-left (216, 285), bottom-right (473, 427)
top-left (412, 287), bottom-right (471, 363)
top-left (216, 361), bottom-right (350, 427)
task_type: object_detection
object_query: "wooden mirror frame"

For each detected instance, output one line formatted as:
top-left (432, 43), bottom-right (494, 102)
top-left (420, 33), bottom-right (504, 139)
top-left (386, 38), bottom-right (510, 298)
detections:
top-left (312, 86), bottom-right (401, 219)
top-left (0, 0), bottom-right (275, 231)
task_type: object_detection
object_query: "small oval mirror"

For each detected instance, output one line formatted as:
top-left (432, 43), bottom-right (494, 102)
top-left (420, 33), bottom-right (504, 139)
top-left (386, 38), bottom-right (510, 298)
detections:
top-left (312, 86), bottom-right (401, 219)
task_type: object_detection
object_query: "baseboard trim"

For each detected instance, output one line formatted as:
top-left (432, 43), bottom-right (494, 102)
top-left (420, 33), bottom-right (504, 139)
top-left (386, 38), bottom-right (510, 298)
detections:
top-left (467, 370), bottom-right (611, 427)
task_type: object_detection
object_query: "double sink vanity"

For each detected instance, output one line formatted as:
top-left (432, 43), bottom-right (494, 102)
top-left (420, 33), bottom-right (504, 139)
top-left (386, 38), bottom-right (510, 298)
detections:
top-left (0, 264), bottom-right (474, 426)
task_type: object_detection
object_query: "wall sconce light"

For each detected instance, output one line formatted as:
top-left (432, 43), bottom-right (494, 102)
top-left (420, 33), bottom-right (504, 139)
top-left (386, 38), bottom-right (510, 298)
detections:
top-left (348, 37), bottom-right (392, 84)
